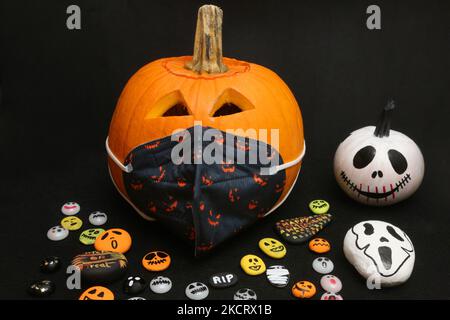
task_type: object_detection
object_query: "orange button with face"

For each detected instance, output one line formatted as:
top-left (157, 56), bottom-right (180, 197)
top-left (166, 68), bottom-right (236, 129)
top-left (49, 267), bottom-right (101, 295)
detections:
top-left (292, 281), bottom-right (316, 299)
top-left (308, 237), bottom-right (331, 253)
top-left (94, 228), bottom-right (132, 254)
top-left (142, 251), bottom-right (171, 271)
top-left (79, 286), bottom-right (114, 300)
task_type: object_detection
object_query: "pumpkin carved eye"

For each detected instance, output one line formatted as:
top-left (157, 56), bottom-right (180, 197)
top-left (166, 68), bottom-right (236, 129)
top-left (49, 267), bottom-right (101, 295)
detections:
top-left (163, 103), bottom-right (190, 117)
top-left (146, 90), bottom-right (191, 119)
top-left (353, 146), bottom-right (376, 169)
top-left (210, 88), bottom-right (254, 117)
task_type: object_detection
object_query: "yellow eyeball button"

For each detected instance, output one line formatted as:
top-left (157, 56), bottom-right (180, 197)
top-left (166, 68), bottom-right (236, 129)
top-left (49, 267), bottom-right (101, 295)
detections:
top-left (61, 216), bottom-right (83, 231)
top-left (240, 254), bottom-right (266, 276)
top-left (258, 238), bottom-right (286, 259)
top-left (309, 200), bottom-right (330, 214)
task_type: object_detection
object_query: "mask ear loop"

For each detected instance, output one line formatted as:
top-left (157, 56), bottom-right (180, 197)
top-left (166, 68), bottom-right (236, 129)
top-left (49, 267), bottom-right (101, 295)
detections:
top-left (263, 141), bottom-right (306, 217)
top-left (105, 137), bottom-right (133, 173)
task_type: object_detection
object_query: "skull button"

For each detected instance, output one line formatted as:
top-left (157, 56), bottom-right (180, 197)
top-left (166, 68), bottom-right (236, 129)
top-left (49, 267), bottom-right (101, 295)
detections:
top-left (142, 251), bottom-right (171, 271)
top-left (185, 282), bottom-right (209, 300)
top-left (47, 226), bottom-right (69, 241)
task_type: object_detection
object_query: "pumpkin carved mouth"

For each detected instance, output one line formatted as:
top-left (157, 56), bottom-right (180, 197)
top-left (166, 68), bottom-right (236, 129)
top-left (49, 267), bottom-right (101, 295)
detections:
top-left (340, 171), bottom-right (411, 199)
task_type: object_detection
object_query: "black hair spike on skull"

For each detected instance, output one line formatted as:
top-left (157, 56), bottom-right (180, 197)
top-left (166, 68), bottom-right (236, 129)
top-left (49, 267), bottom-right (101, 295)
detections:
top-left (374, 99), bottom-right (395, 138)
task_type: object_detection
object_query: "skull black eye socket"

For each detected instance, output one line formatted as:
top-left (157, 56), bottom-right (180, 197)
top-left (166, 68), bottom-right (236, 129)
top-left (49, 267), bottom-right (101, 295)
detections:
top-left (353, 146), bottom-right (376, 169)
top-left (388, 149), bottom-right (408, 174)
top-left (386, 225), bottom-right (404, 241)
top-left (363, 223), bottom-right (374, 235)
top-left (188, 284), bottom-right (195, 289)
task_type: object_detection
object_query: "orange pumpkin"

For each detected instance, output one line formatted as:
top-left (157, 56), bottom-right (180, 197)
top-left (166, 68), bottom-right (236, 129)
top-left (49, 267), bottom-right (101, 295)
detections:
top-left (107, 5), bottom-right (304, 221)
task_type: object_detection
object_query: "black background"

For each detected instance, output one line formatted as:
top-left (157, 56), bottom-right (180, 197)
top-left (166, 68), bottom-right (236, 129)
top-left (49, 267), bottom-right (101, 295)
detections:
top-left (1, 0), bottom-right (449, 300)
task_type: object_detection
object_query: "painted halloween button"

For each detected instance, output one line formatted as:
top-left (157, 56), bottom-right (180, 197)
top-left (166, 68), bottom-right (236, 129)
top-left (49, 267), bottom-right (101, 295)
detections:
top-left (292, 281), bottom-right (316, 299)
top-left (150, 276), bottom-right (172, 294)
top-left (309, 237), bottom-right (331, 253)
top-left (266, 265), bottom-right (290, 288)
top-left (123, 276), bottom-right (146, 295)
top-left (61, 216), bottom-right (83, 231)
top-left (240, 254), bottom-right (266, 275)
top-left (312, 257), bottom-right (334, 274)
top-left (185, 282), bottom-right (209, 300)
top-left (79, 286), bottom-right (114, 300)
top-left (47, 225), bottom-right (69, 241)
top-left (309, 200), bottom-right (330, 214)
top-left (209, 272), bottom-right (238, 289)
top-left (94, 228), bottom-right (132, 253)
top-left (61, 202), bottom-right (80, 215)
top-left (258, 238), bottom-right (286, 259)
top-left (40, 256), bottom-right (61, 273)
top-left (128, 297), bottom-right (146, 300)
top-left (274, 214), bottom-right (333, 244)
top-left (89, 211), bottom-right (107, 226)
top-left (71, 251), bottom-right (128, 283)
top-left (321, 292), bottom-right (343, 300)
top-left (320, 275), bottom-right (342, 293)
top-left (28, 280), bottom-right (55, 297)
top-left (234, 288), bottom-right (257, 300)
top-left (142, 251), bottom-right (171, 271)
top-left (79, 228), bottom-right (105, 245)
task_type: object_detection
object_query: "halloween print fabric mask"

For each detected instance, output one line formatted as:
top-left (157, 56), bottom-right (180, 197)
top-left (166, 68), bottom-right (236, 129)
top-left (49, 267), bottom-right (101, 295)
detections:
top-left (107, 126), bottom-right (303, 255)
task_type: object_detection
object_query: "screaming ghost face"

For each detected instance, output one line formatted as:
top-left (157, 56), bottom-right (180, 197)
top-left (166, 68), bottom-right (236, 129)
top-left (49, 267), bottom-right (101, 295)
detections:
top-left (351, 221), bottom-right (414, 277)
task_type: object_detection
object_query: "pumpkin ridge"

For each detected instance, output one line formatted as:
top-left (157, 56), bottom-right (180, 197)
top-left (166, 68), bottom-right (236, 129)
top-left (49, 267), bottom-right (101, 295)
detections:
top-left (120, 69), bottom-right (175, 159)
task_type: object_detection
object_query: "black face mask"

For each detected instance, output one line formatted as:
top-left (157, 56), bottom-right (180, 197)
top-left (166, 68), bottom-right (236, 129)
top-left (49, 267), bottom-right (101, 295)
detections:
top-left (108, 126), bottom-right (297, 255)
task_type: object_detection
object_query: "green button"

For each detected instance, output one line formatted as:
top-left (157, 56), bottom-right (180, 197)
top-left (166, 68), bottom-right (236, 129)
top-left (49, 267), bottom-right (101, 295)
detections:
top-left (79, 228), bottom-right (105, 245)
top-left (309, 200), bottom-right (330, 214)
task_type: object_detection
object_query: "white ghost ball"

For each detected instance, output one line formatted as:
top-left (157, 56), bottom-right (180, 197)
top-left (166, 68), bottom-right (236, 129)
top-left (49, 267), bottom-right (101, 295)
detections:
top-left (343, 220), bottom-right (415, 287)
top-left (89, 211), bottom-right (108, 226)
top-left (312, 257), bottom-right (334, 274)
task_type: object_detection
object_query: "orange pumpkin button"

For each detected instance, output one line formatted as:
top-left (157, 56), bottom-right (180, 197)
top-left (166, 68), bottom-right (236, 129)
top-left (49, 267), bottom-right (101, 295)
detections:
top-left (142, 251), bottom-right (171, 271)
top-left (79, 286), bottom-right (114, 300)
top-left (308, 237), bottom-right (331, 254)
top-left (94, 228), bottom-right (132, 254)
top-left (292, 281), bottom-right (316, 299)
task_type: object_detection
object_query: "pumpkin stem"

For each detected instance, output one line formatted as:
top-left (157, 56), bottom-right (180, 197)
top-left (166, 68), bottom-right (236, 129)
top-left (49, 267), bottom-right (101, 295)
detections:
top-left (185, 5), bottom-right (228, 74)
top-left (374, 99), bottom-right (395, 137)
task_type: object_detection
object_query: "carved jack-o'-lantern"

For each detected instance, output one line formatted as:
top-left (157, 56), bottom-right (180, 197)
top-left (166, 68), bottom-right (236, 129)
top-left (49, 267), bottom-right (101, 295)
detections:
top-left (106, 5), bottom-right (305, 254)
top-left (334, 100), bottom-right (425, 206)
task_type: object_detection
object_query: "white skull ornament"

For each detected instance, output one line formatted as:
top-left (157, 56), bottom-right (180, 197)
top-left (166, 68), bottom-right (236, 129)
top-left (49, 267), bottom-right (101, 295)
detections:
top-left (334, 100), bottom-right (425, 206)
top-left (343, 220), bottom-right (415, 287)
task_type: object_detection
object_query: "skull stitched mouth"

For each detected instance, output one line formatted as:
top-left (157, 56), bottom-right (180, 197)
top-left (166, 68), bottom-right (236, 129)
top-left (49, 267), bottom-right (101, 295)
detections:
top-left (249, 265), bottom-right (261, 271)
top-left (340, 171), bottom-right (411, 199)
top-left (270, 245), bottom-right (285, 252)
top-left (152, 279), bottom-right (170, 286)
top-left (191, 287), bottom-right (207, 294)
